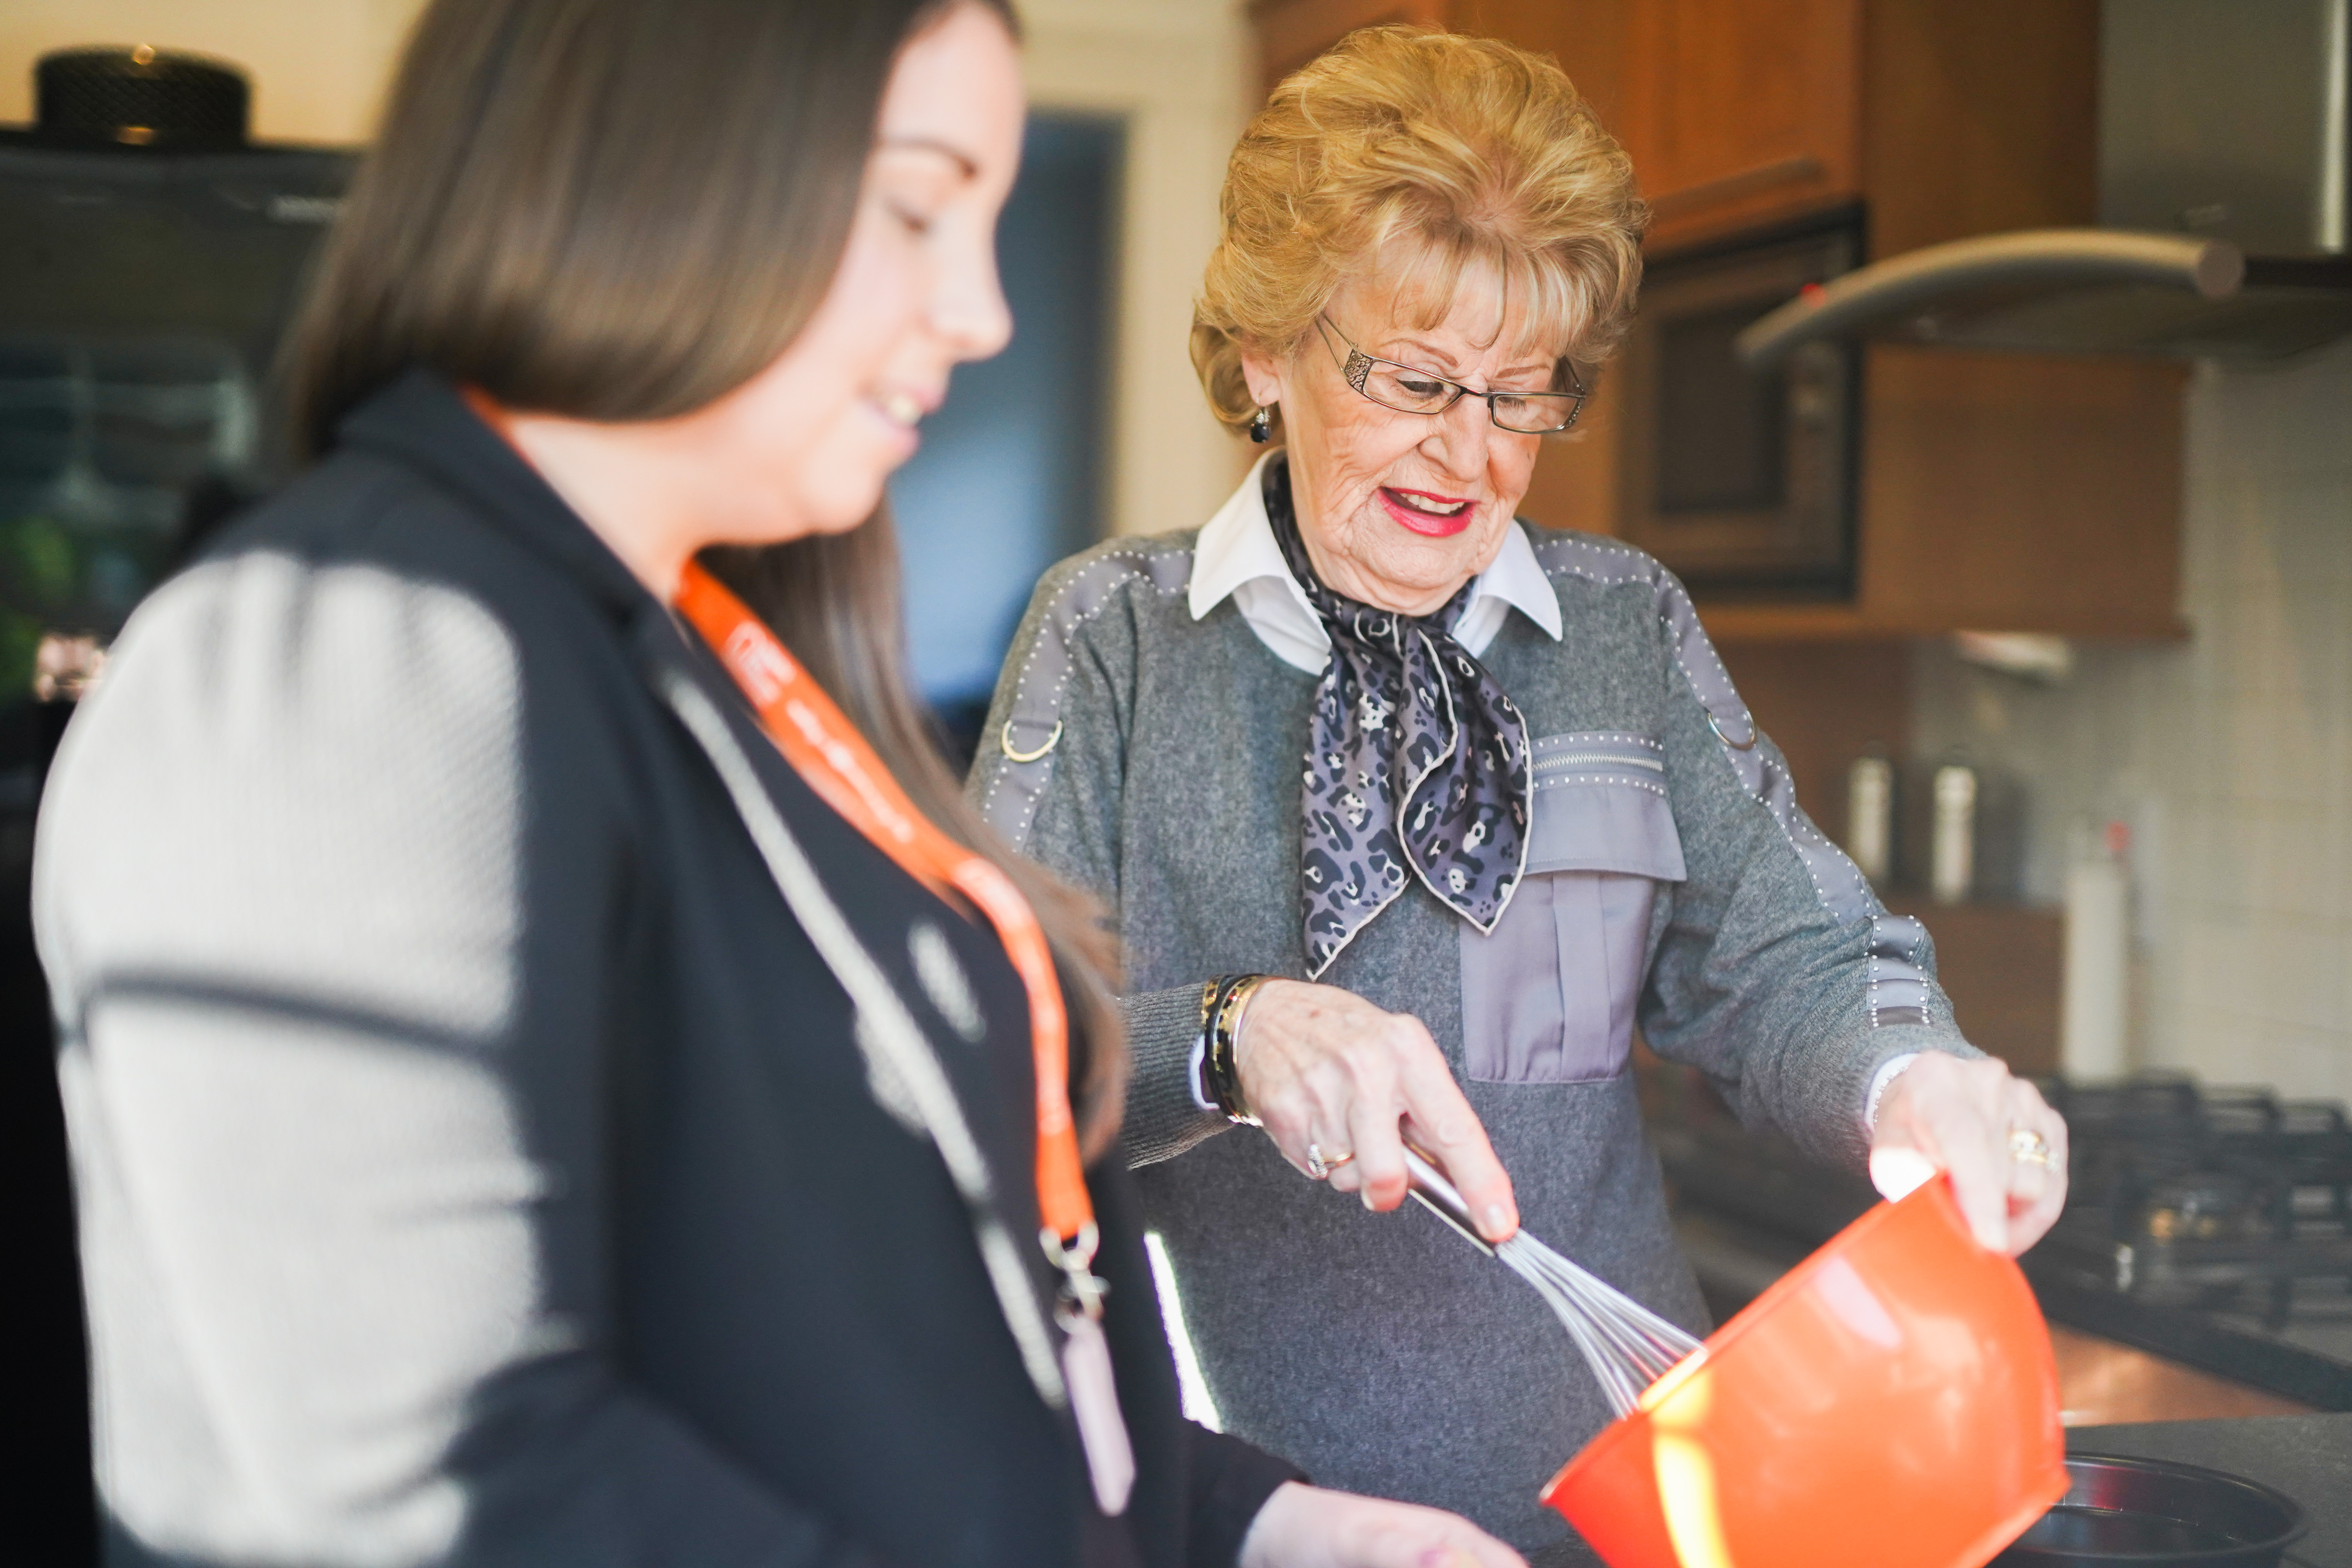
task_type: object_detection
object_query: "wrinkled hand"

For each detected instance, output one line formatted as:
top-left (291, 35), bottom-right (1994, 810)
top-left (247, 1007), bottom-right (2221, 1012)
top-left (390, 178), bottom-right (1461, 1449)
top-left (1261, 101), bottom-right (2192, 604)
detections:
top-left (1869, 1053), bottom-right (2069, 1254)
top-left (1238, 1482), bottom-right (1528, 1568)
top-left (1234, 980), bottom-right (1518, 1242)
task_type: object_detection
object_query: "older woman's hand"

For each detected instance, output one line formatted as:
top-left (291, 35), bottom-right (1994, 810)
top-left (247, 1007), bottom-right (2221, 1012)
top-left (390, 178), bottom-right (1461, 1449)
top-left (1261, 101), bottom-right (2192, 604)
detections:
top-left (1868, 1053), bottom-right (2069, 1255)
top-left (1235, 979), bottom-right (1519, 1241)
top-left (1239, 1482), bottom-right (1527, 1568)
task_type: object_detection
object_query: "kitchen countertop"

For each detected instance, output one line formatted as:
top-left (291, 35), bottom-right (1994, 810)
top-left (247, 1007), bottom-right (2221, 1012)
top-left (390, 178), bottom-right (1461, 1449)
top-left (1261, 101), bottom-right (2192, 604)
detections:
top-left (2061, 1414), bottom-right (2352, 1567)
top-left (2031, 1274), bottom-right (2352, 1412)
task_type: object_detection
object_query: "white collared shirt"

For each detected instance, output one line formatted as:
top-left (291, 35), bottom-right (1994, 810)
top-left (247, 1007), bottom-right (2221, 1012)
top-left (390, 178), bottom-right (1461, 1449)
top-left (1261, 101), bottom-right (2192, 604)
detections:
top-left (1187, 453), bottom-right (1564, 673)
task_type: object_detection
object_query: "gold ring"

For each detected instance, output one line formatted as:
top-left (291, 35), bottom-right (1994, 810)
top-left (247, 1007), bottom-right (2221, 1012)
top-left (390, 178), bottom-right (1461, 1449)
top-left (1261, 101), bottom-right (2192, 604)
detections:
top-left (1000, 719), bottom-right (1061, 763)
top-left (2008, 1129), bottom-right (2054, 1168)
top-left (1305, 1143), bottom-right (1354, 1181)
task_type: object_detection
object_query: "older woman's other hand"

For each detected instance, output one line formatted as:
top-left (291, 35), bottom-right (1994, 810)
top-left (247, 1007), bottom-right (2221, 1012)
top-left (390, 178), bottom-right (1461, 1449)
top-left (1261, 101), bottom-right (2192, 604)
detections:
top-left (1239, 1482), bottom-right (1528, 1568)
top-left (1869, 1053), bottom-right (2069, 1255)
top-left (1236, 979), bottom-right (1518, 1241)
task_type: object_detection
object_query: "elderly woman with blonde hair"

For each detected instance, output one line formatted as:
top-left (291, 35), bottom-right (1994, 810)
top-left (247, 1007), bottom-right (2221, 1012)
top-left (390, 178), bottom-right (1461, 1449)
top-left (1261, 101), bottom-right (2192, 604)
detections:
top-left (975, 25), bottom-right (2069, 1562)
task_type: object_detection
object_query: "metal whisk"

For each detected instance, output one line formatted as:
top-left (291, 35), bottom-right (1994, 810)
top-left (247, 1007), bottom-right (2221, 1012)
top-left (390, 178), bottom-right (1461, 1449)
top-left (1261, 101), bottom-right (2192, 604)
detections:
top-left (1404, 1149), bottom-right (1702, 1418)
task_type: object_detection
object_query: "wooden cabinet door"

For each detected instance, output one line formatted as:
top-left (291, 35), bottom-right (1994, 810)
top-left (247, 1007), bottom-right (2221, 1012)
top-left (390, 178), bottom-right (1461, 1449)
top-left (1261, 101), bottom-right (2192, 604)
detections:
top-left (1621, 0), bottom-right (1864, 248)
top-left (1251, 0), bottom-right (1447, 93)
top-left (1449, 0), bottom-right (1632, 132)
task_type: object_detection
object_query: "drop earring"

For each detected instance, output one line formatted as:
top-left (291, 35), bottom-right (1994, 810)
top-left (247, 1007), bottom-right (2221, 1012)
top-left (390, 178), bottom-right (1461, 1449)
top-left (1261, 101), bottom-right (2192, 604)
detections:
top-left (1249, 405), bottom-right (1272, 444)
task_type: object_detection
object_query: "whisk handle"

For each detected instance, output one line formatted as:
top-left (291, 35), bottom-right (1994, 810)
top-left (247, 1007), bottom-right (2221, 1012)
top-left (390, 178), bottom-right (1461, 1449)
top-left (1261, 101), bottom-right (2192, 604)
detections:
top-left (1403, 1147), bottom-right (1495, 1258)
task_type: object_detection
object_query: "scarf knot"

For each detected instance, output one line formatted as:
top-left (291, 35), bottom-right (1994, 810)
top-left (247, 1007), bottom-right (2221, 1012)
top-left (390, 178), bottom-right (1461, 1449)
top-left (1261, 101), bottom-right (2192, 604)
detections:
top-left (1266, 460), bottom-right (1532, 976)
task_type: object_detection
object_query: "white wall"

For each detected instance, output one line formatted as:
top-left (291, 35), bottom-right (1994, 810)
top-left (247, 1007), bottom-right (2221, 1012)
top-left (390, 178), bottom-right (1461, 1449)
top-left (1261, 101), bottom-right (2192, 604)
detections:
top-left (1021, 0), bottom-right (1254, 538)
top-left (1913, 337), bottom-right (2352, 1102)
top-left (0, 0), bottom-right (425, 144)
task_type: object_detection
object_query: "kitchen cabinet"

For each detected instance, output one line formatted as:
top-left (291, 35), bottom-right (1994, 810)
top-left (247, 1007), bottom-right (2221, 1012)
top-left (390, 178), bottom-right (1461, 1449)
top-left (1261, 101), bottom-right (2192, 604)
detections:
top-left (1252, 0), bottom-right (1623, 112)
top-left (1250, 0), bottom-right (1445, 91)
top-left (1257, 1), bottom-right (2100, 258)
top-left (1616, 0), bottom-right (1862, 247)
top-left (1248, 0), bottom-right (2188, 642)
top-left (1627, 0), bottom-right (2103, 256)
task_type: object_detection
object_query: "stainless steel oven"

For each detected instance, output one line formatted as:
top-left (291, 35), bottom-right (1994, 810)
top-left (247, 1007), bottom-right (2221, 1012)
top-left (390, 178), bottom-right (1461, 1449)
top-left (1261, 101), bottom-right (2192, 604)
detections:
top-left (1614, 210), bottom-right (1862, 598)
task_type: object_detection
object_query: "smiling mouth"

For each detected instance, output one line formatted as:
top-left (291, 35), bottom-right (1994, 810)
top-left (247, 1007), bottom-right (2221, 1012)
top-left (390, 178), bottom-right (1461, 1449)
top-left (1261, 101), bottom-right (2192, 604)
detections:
top-left (1379, 485), bottom-right (1475, 537)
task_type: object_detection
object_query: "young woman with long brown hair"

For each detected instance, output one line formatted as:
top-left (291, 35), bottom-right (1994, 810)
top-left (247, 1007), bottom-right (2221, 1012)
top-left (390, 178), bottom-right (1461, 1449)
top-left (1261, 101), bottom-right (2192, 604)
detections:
top-left (32, 2), bottom-right (1524, 1564)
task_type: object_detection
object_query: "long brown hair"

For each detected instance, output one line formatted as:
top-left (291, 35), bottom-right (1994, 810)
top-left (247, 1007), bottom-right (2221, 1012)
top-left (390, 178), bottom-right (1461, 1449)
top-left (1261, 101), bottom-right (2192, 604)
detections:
top-left (284, 0), bottom-right (1129, 1157)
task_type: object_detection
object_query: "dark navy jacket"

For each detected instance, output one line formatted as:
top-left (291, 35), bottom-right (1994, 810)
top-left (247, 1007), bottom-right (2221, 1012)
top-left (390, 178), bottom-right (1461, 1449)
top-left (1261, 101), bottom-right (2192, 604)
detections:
top-left (36, 371), bottom-right (1297, 1568)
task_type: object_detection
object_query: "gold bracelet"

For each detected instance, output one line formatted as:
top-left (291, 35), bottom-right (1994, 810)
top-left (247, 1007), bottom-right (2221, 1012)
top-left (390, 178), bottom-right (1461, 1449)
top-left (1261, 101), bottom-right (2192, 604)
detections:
top-left (1211, 974), bottom-right (1270, 1125)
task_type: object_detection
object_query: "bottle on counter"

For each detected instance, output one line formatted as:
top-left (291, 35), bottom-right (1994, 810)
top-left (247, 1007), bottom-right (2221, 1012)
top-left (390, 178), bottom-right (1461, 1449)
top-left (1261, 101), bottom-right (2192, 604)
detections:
top-left (2062, 818), bottom-right (2132, 1080)
top-left (1846, 750), bottom-right (1895, 887)
top-left (1930, 762), bottom-right (1977, 905)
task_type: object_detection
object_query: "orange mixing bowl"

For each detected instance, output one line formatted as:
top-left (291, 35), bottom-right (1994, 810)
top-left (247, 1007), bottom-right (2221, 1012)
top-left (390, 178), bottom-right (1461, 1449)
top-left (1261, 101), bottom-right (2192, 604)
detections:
top-left (1542, 1176), bottom-right (2067, 1568)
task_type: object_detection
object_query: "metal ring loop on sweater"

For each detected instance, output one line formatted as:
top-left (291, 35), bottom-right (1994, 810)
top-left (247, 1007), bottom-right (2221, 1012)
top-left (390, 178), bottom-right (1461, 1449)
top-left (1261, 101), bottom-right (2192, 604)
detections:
top-left (1000, 719), bottom-right (1062, 762)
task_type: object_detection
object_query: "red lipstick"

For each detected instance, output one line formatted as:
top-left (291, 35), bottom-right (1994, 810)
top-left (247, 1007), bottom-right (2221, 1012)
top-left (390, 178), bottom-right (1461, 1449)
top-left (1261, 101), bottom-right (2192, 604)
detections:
top-left (1378, 485), bottom-right (1477, 538)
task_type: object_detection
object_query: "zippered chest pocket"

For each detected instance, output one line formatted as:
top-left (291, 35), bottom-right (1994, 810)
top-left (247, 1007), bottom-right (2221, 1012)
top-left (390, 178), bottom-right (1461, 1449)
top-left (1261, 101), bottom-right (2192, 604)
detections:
top-left (1460, 733), bottom-right (1686, 1085)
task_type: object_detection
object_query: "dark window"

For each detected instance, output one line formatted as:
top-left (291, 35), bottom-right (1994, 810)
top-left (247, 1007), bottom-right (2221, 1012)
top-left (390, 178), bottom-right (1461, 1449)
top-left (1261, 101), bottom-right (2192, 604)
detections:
top-left (892, 113), bottom-right (1122, 762)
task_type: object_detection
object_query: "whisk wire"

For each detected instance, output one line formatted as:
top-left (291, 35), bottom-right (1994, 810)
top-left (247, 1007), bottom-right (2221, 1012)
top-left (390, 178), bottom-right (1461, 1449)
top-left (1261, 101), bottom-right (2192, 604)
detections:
top-left (1403, 1150), bottom-right (1702, 1420)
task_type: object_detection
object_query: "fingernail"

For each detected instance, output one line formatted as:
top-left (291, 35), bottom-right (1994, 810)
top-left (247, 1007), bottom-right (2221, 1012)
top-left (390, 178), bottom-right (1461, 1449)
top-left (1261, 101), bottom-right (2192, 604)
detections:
top-left (1484, 1204), bottom-right (1514, 1239)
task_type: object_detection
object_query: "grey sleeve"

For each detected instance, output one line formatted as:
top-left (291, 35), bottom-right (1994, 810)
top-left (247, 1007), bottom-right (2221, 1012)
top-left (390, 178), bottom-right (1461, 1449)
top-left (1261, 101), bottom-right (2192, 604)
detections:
top-left (969, 553), bottom-right (1229, 1168)
top-left (34, 554), bottom-right (877, 1568)
top-left (1632, 576), bottom-right (1982, 1172)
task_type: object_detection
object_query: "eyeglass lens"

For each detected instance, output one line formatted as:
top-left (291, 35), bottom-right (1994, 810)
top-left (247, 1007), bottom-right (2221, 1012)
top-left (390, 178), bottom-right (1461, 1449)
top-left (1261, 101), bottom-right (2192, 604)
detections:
top-left (1354, 358), bottom-right (1582, 433)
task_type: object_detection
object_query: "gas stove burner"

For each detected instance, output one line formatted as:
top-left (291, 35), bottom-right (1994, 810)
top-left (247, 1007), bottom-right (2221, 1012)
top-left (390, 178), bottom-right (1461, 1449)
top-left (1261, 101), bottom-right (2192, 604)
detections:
top-left (2037, 1075), bottom-right (2352, 1330)
top-left (2140, 1172), bottom-right (2267, 1243)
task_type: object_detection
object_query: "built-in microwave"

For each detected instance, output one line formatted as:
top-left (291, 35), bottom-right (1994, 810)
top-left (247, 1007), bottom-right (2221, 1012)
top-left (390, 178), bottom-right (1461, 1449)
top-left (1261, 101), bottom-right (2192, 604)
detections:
top-left (1613, 208), bottom-right (1863, 599)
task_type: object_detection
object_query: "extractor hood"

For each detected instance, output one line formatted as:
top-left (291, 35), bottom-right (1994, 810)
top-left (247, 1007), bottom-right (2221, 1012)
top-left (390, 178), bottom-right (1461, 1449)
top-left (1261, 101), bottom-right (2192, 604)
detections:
top-left (1741, 0), bottom-right (2352, 367)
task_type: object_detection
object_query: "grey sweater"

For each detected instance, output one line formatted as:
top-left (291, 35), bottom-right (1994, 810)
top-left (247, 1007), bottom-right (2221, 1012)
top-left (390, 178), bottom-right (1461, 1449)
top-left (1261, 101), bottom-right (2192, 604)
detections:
top-left (970, 515), bottom-right (1978, 1555)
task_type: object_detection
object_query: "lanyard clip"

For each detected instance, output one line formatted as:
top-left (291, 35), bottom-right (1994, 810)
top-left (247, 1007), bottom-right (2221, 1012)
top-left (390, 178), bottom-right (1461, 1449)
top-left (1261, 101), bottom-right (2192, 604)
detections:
top-left (1042, 1221), bottom-right (1109, 1321)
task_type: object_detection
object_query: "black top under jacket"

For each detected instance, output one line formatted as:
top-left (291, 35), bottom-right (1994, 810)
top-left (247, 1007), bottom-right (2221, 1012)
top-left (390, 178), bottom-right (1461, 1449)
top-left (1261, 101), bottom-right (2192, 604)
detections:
top-left (34, 369), bottom-right (1301, 1568)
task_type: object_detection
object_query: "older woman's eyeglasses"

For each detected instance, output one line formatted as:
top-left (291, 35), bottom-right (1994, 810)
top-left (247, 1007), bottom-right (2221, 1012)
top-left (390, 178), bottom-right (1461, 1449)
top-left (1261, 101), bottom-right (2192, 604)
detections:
top-left (1314, 315), bottom-right (1585, 434)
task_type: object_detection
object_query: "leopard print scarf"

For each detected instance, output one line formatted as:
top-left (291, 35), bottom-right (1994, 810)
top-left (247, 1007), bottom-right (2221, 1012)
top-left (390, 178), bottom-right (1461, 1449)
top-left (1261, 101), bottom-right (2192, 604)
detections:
top-left (1267, 459), bottom-right (1532, 976)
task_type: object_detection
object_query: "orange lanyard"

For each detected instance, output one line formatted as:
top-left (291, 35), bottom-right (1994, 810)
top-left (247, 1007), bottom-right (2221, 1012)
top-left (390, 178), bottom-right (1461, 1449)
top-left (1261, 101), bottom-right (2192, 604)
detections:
top-left (673, 562), bottom-right (1097, 1254)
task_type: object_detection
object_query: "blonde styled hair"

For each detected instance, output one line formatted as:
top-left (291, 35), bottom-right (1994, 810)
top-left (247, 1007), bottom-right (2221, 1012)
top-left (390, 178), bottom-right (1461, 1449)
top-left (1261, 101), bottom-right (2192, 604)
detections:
top-left (1192, 25), bottom-right (1646, 437)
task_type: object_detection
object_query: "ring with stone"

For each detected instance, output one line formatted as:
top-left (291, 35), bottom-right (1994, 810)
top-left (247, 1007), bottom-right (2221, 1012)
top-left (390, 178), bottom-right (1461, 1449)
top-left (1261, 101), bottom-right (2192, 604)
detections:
top-left (1305, 1142), bottom-right (1354, 1181)
top-left (2008, 1128), bottom-right (2054, 1167)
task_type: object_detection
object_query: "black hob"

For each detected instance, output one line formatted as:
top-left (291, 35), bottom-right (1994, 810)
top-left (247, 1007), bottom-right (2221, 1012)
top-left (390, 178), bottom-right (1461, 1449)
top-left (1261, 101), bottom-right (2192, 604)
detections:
top-left (1642, 1063), bottom-right (2352, 1412)
top-left (2032, 1076), bottom-right (2352, 1378)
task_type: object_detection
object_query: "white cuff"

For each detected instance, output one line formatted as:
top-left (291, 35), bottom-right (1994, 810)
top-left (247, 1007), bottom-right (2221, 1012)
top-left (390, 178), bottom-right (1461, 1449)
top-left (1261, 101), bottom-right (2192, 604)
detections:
top-left (1188, 1031), bottom-right (1219, 1115)
top-left (1865, 1052), bottom-right (1921, 1132)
